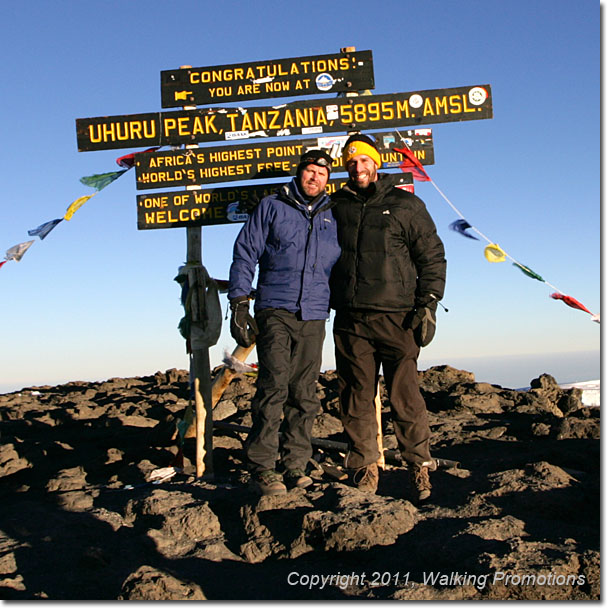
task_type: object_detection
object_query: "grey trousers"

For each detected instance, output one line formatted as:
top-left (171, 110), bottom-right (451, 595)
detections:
top-left (246, 309), bottom-right (326, 473)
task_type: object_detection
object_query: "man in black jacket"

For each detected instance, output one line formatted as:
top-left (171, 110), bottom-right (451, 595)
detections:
top-left (330, 133), bottom-right (446, 502)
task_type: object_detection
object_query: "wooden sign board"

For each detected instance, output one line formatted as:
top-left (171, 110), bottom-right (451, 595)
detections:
top-left (137, 175), bottom-right (414, 230)
top-left (134, 130), bottom-right (433, 190)
top-left (76, 84), bottom-right (492, 152)
top-left (161, 50), bottom-right (375, 107)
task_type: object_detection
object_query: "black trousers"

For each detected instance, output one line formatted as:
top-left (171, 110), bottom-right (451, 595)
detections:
top-left (333, 309), bottom-right (432, 468)
top-left (246, 309), bottom-right (326, 473)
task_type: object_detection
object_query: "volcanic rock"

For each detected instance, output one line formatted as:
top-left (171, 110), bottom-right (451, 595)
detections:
top-left (0, 365), bottom-right (599, 600)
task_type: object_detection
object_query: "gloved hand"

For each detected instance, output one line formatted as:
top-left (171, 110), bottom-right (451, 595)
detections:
top-left (410, 303), bottom-right (437, 347)
top-left (229, 297), bottom-right (259, 348)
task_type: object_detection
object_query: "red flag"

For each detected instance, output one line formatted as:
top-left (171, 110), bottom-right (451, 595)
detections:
top-left (550, 292), bottom-right (593, 315)
top-left (116, 147), bottom-right (160, 169)
top-left (393, 146), bottom-right (431, 181)
top-left (0, 261), bottom-right (7, 270)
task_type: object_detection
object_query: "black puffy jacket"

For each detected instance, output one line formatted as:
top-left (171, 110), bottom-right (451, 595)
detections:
top-left (330, 173), bottom-right (446, 312)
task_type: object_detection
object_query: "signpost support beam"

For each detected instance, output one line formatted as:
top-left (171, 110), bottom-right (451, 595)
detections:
top-left (186, 226), bottom-right (214, 478)
top-left (180, 65), bottom-right (214, 479)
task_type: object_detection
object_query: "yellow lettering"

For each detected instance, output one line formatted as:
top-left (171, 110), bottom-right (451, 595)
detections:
top-left (88, 125), bottom-right (102, 143)
top-left (340, 104), bottom-right (353, 124)
top-left (435, 96), bottom-right (449, 115)
top-left (178, 116), bottom-right (190, 136)
top-left (290, 62), bottom-right (299, 74)
top-left (205, 114), bottom-right (219, 133)
top-left (283, 109), bottom-right (295, 128)
top-left (102, 123), bottom-right (116, 141)
top-left (449, 95), bottom-right (462, 113)
top-left (140, 196), bottom-right (168, 208)
top-left (253, 112), bottom-right (267, 130)
top-left (396, 100), bottom-right (409, 119)
top-left (163, 118), bottom-right (177, 136)
top-left (314, 108), bottom-right (327, 125)
top-left (194, 191), bottom-right (211, 204)
top-left (174, 194), bottom-right (189, 206)
top-left (268, 110), bottom-right (281, 130)
top-left (115, 123), bottom-right (129, 141)
top-left (462, 94), bottom-right (477, 112)
top-left (295, 108), bottom-right (309, 127)
top-left (381, 101), bottom-right (394, 120)
top-left (241, 113), bottom-right (253, 131)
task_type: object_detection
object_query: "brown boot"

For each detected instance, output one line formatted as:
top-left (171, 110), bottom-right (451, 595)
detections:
top-left (352, 463), bottom-right (379, 493)
top-left (408, 462), bottom-right (434, 503)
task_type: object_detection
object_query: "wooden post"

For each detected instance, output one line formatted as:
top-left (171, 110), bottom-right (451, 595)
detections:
top-left (186, 227), bottom-right (214, 478)
top-left (178, 64), bottom-right (213, 479)
top-left (374, 385), bottom-right (385, 470)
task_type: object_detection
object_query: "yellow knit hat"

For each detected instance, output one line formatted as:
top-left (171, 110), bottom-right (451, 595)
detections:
top-left (342, 134), bottom-right (381, 169)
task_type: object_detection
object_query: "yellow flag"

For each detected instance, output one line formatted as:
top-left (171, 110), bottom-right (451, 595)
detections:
top-left (64, 193), bottom-right (95, 221)
top-left (484, 243), bottom-right (507, 263)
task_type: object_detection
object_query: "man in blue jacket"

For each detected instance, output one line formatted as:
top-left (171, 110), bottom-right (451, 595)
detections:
top-left (228, 150), bottom-right (340, 495)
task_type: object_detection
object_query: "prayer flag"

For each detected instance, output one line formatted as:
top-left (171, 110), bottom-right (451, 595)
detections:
top-left (116, 147), bottom-right (160, 169)
top-left (513, 262), bottom-right (545, 282)
top-left (484, 243), bottom-right (507, 263)
top-left (0, 261), bottom-right (7, 270)
top-left (5, 240), bottom-right (35, 262)
top-left (392, 147), bottom-right (431, 181)
top-left (80, 170), bottom-right (127, 191)
top-left (64, 193), bottom-right (95, 221)
top-left (550, 292), bottom-right (593, 315)
top-left (449, 219), bottom-right (479, 240)
top-left (28, 218), bottom-right (63, 240)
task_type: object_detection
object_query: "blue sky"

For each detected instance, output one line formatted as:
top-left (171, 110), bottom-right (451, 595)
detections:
top-left (0, 0), bottom-right (600, 392)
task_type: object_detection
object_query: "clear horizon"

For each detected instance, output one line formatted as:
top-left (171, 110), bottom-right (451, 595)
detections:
top-left (0, 348), bottom-right (599, 395)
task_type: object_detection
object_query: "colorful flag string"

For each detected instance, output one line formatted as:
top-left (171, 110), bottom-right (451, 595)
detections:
top-left (2, 148), bottom-right (156, 270)
top-left (394, 130), bottom-right (599, 324)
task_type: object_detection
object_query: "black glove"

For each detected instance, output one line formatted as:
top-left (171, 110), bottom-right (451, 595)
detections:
top-left (410, 303), bottom-right (437, 347)
top-left (229, 297), bottom-right (259, 348)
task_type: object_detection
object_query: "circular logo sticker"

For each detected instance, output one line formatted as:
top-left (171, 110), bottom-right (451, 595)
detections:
top-left (468, 87), bottom-right (488, 106)
top-left (315, 73), bottom-right (335, 91)
top-left (227, 202), bottom-right (249, 223)
top-left (409, 94), bottom-right (423, 109)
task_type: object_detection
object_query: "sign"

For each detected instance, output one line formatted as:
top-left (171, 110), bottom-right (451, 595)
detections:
top-left (76, 84), bottom-right (492, 152)
top-left (134, 130), bottom-right (434, 190)
top-left (160, 50), bottom-right (375, 107)
top-left (137, 175), bottom-right (414, 230)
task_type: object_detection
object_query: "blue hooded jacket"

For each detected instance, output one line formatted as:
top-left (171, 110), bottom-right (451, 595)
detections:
top-left (228, 179), bottom-right (340, 321)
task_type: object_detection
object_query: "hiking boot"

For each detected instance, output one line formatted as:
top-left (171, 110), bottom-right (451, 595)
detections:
top-left (284, 468), bottom-right (313, 489)
top-left (250, 470), bottom-right (287, 496)
top-left (352, 463), bottom-right (379, 493)
top-left (408, 462), bottom-right (433, 503)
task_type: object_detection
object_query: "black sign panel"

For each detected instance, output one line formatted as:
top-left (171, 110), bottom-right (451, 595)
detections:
top-left (161, 50), bottom-right (375, 107)
top-left (134, 130), bottom-right (434, 190)
top-left (137, 174), bottom-right (414, 230)
top-left (76, 84), bottom-right (492, 152)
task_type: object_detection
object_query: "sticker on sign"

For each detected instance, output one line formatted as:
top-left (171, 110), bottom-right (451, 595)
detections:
top-left (225, 131), bottom-right (250, 140)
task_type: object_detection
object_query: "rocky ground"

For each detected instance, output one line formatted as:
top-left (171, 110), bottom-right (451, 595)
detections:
top-left (0, 365), bottom-right (600, 600)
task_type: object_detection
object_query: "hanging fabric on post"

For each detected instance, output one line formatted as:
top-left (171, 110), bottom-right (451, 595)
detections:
top-left (175, 263), bottom-right (222, 351)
